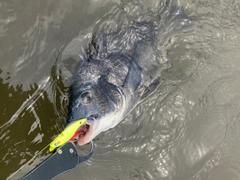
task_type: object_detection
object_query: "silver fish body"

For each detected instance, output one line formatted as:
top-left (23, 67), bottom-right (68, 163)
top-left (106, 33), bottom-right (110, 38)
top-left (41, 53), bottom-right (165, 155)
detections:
top-left (66, 4), bottom-right (193, 145)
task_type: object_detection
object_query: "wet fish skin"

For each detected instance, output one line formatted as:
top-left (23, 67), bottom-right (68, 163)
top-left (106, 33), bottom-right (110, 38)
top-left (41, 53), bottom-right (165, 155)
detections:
top-left (66, 4), bottom-right (193, 145)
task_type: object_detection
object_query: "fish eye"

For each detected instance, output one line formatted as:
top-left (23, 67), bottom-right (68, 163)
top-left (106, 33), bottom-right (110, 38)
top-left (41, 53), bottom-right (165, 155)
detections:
top-left (81, 92), bottom-right (93, 104)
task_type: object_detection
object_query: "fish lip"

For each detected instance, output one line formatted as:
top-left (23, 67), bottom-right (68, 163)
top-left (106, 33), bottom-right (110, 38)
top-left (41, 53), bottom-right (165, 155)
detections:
top-left (69, 114), bottom-right (99, 142)
top-left (87, 114), bottom-right (99, 121)
top-left (77, 114), bottom-right (100, 145)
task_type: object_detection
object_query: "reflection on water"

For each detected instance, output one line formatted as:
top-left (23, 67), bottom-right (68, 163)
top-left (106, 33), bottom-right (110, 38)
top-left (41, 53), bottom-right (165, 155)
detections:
top-left (1, 0), bottom-right (240, 179)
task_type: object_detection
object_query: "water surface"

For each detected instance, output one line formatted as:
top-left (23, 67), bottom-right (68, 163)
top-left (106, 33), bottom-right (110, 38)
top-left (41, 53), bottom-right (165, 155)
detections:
top-left (1, 0), bottom-right (240, 179)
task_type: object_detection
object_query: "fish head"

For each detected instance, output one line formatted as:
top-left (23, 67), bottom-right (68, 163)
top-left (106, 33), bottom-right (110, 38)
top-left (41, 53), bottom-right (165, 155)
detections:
top-left (67, 77), bottom-right (125, 145)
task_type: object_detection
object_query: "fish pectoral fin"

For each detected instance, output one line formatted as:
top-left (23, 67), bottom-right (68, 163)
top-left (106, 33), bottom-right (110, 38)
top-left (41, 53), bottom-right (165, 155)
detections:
top-left (141, 78), bottom-right (162, 101)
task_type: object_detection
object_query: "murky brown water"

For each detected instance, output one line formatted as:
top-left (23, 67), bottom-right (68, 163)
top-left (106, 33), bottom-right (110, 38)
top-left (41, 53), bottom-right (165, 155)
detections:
top-left (1, 0), bottom-right (240, 179)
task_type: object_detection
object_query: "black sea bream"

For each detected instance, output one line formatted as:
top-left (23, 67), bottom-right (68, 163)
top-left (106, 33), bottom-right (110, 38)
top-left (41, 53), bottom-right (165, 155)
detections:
top-left (66, 1), bottom-right (193, 145)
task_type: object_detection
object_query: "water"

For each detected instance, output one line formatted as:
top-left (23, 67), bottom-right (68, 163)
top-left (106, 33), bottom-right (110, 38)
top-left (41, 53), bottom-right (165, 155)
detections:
top-left (1, 0), bottom-right (240, 179)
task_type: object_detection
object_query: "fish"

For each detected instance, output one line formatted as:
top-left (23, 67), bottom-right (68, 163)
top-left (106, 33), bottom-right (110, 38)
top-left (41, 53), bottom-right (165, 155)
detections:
top-left (66, 1), bottom-right (193, 145)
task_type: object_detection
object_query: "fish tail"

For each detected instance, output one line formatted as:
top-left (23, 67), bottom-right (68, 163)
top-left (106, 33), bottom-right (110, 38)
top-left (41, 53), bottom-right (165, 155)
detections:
top-left (155, 0), bottom-right (194, 45)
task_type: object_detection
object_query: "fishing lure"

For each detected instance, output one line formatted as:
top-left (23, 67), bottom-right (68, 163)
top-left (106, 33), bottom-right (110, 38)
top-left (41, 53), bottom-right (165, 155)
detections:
top-left (49, 118), bottom-right (87, 152)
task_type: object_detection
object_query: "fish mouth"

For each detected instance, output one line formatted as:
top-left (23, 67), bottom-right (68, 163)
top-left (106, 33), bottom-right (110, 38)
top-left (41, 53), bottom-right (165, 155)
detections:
top-left (69, 114), bottom-right (99, 145)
